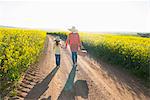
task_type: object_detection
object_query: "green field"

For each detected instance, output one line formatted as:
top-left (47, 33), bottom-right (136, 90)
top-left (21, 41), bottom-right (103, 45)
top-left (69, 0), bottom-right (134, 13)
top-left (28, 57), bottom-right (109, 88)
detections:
top-left (0, 28), bottom-right (46, 96)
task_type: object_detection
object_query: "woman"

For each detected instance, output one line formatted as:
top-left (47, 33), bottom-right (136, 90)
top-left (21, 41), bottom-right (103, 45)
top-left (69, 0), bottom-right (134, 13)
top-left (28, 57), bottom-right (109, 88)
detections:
top-left (65, 26), bottom-right (82, 66)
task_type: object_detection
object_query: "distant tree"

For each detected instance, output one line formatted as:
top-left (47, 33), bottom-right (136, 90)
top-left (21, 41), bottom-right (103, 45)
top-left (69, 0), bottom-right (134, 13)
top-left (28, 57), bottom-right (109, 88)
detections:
top-left (137, 33), bottom-right (150, 38)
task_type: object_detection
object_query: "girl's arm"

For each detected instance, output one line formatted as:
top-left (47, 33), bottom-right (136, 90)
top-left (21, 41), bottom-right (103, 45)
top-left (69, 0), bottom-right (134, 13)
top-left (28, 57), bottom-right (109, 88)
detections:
top-left (60, 42), bottom-right (65, 49)
top-left (59, 42), bottom-right (62, 48)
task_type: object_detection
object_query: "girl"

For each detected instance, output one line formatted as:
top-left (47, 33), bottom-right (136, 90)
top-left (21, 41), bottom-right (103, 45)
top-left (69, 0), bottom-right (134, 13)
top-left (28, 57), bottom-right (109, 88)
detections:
top-left (53, 36), bottom-right (61, 67)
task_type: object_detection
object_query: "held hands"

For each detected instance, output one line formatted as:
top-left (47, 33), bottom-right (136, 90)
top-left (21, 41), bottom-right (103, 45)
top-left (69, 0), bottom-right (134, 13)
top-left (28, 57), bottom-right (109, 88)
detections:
top-left (61, 44), bottom-right (67, 49)
top-left (60, 43), bottom-right (67, 49)
top-left (64, 46), bottom-right (67, 49)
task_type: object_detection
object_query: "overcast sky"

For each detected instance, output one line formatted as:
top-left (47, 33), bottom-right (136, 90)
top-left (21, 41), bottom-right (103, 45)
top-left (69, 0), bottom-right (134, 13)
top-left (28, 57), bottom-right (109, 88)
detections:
top-left (0, 0), bottom-right (149, 32)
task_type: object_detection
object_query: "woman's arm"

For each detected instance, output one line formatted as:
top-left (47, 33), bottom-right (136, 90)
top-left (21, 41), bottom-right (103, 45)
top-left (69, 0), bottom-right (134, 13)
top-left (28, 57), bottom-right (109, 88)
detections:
top-left (78, 34), bottom-right (82, 49)
top-left (65, 35), bottom-right (69, 48)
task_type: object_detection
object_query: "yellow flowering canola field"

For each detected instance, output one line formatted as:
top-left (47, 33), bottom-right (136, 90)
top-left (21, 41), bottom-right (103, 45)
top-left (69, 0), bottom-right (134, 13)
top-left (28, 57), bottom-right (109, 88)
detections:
top-left (0, 28), bottom-right (46, 82)
top-left (48, 32), bottom-right (150, 80)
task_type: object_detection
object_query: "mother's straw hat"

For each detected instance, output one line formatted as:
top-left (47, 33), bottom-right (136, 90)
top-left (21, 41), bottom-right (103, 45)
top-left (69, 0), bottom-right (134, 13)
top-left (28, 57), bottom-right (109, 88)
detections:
top-left (68, 26), bottom-right (78, 33)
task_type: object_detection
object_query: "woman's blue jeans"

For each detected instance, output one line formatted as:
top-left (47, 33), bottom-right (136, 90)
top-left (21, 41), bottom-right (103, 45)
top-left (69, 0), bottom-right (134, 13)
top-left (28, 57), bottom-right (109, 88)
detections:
top-left (72, 52), bottom-right (77, 64)
top-left (55, 54), bottom-right (60, 66)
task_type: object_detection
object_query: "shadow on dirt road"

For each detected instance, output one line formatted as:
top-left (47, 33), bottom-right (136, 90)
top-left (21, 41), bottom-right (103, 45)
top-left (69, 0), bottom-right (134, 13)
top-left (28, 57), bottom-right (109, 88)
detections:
top-left (58, 66), bottom-right (89, 100)
top-left (25, 66), bottom-right (60, 99)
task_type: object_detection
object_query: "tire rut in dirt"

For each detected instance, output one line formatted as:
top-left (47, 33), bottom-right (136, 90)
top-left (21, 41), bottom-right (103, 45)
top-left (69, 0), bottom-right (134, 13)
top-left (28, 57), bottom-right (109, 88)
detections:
top-left (10, 65), bottom-right (41, 99)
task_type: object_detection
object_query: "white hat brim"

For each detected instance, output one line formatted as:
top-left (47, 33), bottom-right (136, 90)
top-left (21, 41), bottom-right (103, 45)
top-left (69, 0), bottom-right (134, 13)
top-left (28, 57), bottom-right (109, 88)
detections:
top-left (68, 27), bottom-right (78, 32)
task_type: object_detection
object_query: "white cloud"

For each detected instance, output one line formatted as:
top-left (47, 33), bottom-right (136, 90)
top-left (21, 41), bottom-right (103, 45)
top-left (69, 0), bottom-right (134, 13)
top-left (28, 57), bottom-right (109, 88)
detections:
top-left (0, 0), bottom-right (149, 32)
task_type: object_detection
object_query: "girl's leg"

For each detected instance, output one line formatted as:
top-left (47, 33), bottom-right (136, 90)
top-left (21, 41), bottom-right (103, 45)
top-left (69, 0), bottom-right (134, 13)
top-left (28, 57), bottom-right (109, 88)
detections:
top-left (55, 54), bottom-right (57, 66)
top-left (55, 54), bottom-right (60, 66)
top-left (58, 55), bottom-right (60, 66)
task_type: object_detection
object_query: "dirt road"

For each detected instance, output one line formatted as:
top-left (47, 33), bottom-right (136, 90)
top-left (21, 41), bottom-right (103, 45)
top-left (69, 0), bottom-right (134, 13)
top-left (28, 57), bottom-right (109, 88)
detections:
top-left (10, 35), bottom-right (149, 100)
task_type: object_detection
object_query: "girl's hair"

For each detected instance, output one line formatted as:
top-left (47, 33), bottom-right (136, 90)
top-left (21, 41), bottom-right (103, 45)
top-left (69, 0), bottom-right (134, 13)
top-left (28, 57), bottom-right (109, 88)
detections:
top-left (56, 41), bottom-right (60, 46)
